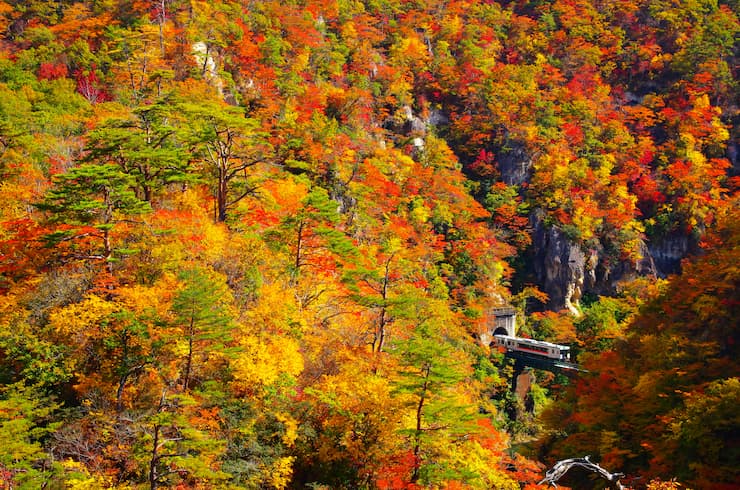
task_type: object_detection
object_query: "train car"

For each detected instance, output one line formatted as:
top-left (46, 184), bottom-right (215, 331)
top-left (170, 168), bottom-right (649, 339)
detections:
top-left (494, 334), bottom-right (571, 361)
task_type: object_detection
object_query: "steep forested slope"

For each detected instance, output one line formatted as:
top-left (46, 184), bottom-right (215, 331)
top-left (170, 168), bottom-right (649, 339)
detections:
top-left (539, 211), bottom-right (740, 489)
top-left (0, 0), bottom-right (737, 488)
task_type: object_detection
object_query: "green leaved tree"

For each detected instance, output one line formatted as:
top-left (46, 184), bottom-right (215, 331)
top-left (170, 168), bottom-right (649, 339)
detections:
top-left (170, 267), bottom-right (237, 392)
top-left (85, 100), bottom-right (191, 203)
top-left (177, 100), bottom-right (271, 223)
top-left (136, 389), bottom-right (230, 490)
top-left (278, 186), bottom-right (355, 279)
top-left (391, 314), bottom-right (479, 486)
top-left (0, 383), bottom-right (61, 489)
top-left (35, 163), bottom-right (150, 272)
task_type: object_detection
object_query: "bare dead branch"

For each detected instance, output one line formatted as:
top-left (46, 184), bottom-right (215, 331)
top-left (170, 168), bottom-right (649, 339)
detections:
top-left (539, 456), bottom-right (625, 489)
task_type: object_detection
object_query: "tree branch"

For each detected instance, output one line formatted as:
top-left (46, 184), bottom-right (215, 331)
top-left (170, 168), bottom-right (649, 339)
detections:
top-left (539, 456), bottom-right (625, 489)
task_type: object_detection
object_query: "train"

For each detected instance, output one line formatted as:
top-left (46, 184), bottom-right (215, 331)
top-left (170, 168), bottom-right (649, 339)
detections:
top-left (494, 334), bottom-right (571, 361)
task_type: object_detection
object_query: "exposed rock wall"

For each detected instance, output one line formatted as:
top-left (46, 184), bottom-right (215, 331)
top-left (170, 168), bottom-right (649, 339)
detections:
top-left (489, 143), bottom-right (702, 312)
top-left (192, 41), bottom-right (223, 97)
top-left (498, 143), bottom-right (533, 186)
top-left (530, 215), bottom-right (586, 314)
top-left (529, 210), bottom-right (693, 312)
top-left (647, 233), bottom-right (696, 275)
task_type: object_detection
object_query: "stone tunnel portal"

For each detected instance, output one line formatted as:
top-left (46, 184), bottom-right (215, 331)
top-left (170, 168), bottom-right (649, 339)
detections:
top-left (479, 307), bottom-right (517, 346)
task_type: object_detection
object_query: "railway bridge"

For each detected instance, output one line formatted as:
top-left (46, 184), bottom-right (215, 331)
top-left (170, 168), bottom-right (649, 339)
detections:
top-left (479, 307), bottom-right (585, 375)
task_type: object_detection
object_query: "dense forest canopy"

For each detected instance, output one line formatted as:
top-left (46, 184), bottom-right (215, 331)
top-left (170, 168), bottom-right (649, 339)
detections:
top-left (0, 0), bottom-right (737, 488)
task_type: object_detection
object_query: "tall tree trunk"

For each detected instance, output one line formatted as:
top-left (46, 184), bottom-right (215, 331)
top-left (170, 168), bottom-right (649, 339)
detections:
top-left (103, 227), bottom-right (113, 274)
top-left (143, 175), bottom-right (153, 203)
top-left (373, 255), bottom-right (394, 354)
top-left (183, 312), bottom-right (195, 391)
top-left (411, 370), bottom-right (430, 484)
top-left (217, 166), bottom-right (228, 222)
top-left (116, 372), bottom-right (129, 413)
top-left (149, 389), bottom-right (167, 490)
top-left (149, 422), bottom-right (160, 490)
top-left (158, 0), bottom-right (166, 57)
top-left (294, 221), bottom-right (304, 271)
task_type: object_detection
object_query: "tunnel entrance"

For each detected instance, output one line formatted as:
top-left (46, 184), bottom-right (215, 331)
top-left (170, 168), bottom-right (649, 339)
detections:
top-left (479, 306), bottom-right (517, 346)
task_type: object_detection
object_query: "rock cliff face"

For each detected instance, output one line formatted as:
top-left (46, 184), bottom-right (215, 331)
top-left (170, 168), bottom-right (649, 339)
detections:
top-left (528, 212), bottom-right (692, 313)
top-left (647, 233), bottom-right (696, 274)
top-left (497, 143), bottom-right (534, 186)
top-left (496, 146), bottom-right (698, 313)
top-left (530, 215), bottom-right (587, 314)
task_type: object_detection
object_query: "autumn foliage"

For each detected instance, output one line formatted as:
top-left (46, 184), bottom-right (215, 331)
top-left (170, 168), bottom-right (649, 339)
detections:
top-left (0, 0), bottom-right (737, 488)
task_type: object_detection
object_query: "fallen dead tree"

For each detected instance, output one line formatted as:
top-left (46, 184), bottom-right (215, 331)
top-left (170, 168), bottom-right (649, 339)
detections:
top-left (539, 456), bottom-right (626, 489)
